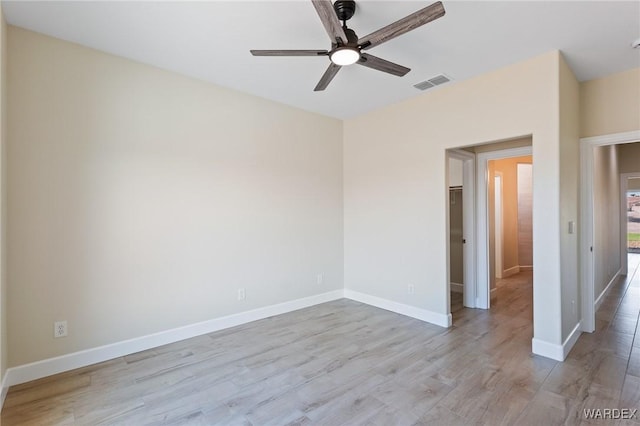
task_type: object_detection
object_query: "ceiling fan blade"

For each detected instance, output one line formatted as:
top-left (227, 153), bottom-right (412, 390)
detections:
top-left (358, 1), bottom-right (445, 50)
top-left (251, 50), bottom-right (328, 56)
top-left (314, 63), bottom-right (341, 91)
top-left (311, 0), bottom-right (348, 44)
top-left (357, 53), bottom-right (410, 77)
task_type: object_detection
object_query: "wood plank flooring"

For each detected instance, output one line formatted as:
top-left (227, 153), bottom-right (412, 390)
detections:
top-left (3, 256), bottom-right (640, 425)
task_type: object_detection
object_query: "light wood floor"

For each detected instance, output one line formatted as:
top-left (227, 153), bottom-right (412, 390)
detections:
top-left (3, 256), bottom-right (640, 425)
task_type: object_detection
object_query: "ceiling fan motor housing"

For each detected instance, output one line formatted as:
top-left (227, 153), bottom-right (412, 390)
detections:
top-left (343, 28), bottom-right (358, 45)
top-left (334, 0), bottom-right (356, 22)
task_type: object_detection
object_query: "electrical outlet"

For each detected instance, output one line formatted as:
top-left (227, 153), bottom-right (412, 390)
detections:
top-left (238, 288), bottom-right (246, 301)
top-left (571, 300), bottom-right (576, 315)
top-left (317, 273), bottom-right (323, 285)
top-left (54, 320), bottom-right (67, 338)
top-left (408, 284), bottom-right (415, 295)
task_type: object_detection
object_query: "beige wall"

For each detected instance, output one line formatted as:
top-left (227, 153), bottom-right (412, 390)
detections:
top-left (592, 145), bottom-right (621, 299)
top-left (629, 178), bottom-right (640, 191)
top-left (559, 55), bottom-right (580, 339)
top-left (0, 7), bottom-right (6, 391)
top-left (5, 23), bottom-right (628, 369)
top-left (618, 142), bottom-right (640, 174)
top-left (7, 27), bottom-right (344, 366)
top-left (517, 163), bottom-right (533, 267)
top-left (448, 158), bottom-right (463, 187)
top-left (466, 137), bottom-right (533, 154)
top-left (344, 51), bottom-right (570, 347)
top-left (580, 68), bottom-right (640, 138)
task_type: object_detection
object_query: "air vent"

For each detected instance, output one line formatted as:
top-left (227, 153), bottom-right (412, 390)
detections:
top-left (414, 74), bottom-right (451, 91)
top-left (428, 74), bottom-right (450, 85)
top-left (413, 81), bottom-right (434, 90)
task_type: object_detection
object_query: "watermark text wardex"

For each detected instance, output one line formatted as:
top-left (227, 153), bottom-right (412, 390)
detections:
top-left (583, 408), bottom-right (637, 420)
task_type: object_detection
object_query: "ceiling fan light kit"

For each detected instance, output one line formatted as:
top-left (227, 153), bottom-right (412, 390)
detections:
top-left (250, 0), bottom-right (446, 91)
top-left (330, 47), bottom-right (360, 66)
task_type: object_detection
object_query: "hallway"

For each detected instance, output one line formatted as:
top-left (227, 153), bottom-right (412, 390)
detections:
top-left (449, 254), bottom-right (640, 423)
top-left (450, 270), bottom-right (533, 320)
top-left (566, 253), bottom-right (640, 418)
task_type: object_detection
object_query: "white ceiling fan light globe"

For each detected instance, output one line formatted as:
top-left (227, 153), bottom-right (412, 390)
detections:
top-left (330, 47), bottom-right (360, 66)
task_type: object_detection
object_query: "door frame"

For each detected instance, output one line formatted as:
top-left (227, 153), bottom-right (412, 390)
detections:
top-left (447, 149), bottom-right (476, 308)
top-left (476, 146), bottom-right (532, 309)
top-left (580, 130), bottom-right (640, 333)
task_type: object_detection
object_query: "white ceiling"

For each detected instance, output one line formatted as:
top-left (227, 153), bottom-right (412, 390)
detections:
top-left (3, 1), bottom-right (640, 119)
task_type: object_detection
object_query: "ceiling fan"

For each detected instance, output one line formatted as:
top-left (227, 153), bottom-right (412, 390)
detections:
top-left (250, 0), bottom-right (446, 91)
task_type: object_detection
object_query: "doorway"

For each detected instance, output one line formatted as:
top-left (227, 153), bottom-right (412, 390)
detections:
top-left (486, 156), bottom-right (533, 305)
top-left (580, 132), bottom-right (640, 333)
top-left (449, 158), bottom-right (464, 313)
top-left (447, 142), bottom-right (534, 314)
top-left (477, 145), bottom-right (533, 309)
top-left (447, 150), bottom-right (476, 315)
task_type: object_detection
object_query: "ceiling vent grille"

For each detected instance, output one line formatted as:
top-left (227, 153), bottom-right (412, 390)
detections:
top-left (414, 74), bottom-right (451, 91)
top-left (413, 80), bottom-right (434, 90)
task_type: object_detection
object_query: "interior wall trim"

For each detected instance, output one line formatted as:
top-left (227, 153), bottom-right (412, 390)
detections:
top-left (562, 321), bottom-right (583, 360)
top-left (3, 290), bottom-right (345, 389)
top-left (532, 321), bottom-right (581, 361)
top-left (0, 372), bottom-right (9, 412)
top-left (502, 265), bottom-right (520, 277)
top-left (594, 268), bottom-right (622, 311)
top-left (344, 289), bottom-right (452, 327)
top-left (2, 288), bottom-right (455, 399)
top-left (450, 282), bottom-right (464, 293)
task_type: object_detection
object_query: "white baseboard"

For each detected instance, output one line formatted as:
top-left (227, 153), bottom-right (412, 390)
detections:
top-left (450, 282), bottom-right (463, 293)
top-left (562, 321), bottom-right (582, 359)
top-left (532, 338), bottom-right (563, 361)
top-left (502, 266), bottom-right (520, 277)
top-left (531, 321), bottom-right (582, 362)
top-left (3, 287), bottom-right (452, 397)
top-left (344, 289), bottom-right (451, 327)
top-left (519, 265), bottom-right (533, 272)
top-left (3, 290), bottom-right (345, 389)
top-left (594, 268), bottom-right (622, 311)
top-left (0, 372), bottom-right (8, 411)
